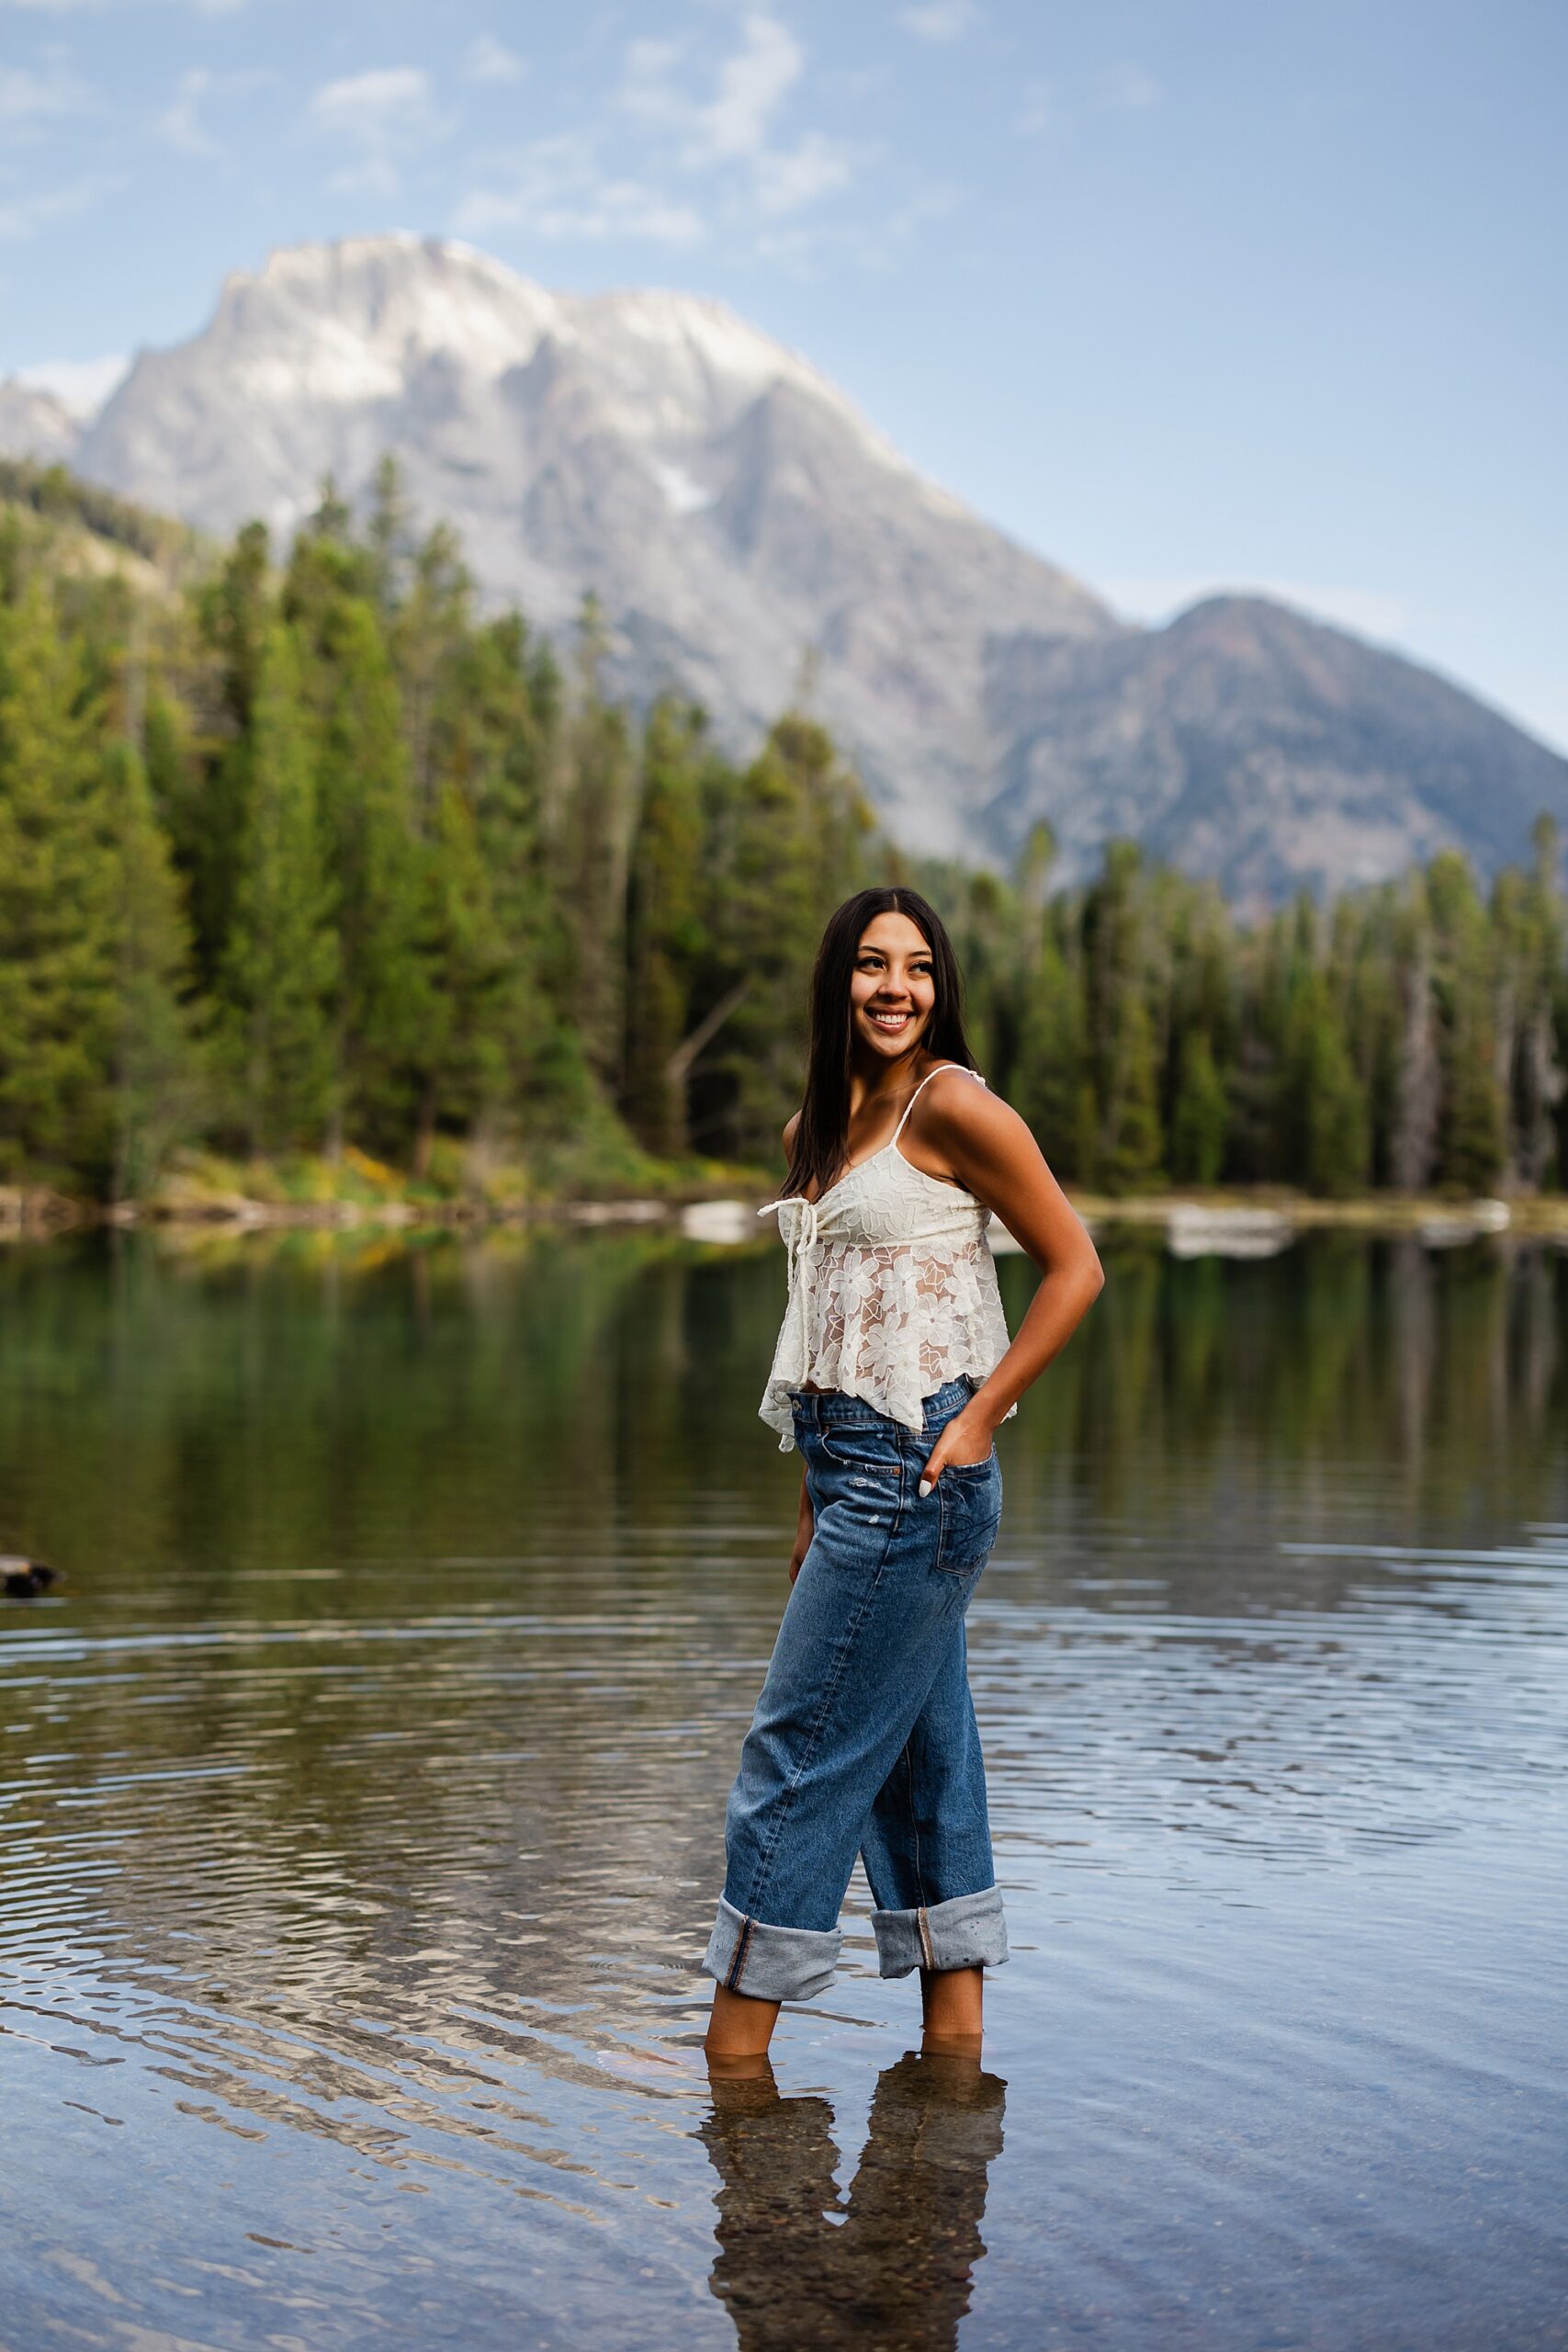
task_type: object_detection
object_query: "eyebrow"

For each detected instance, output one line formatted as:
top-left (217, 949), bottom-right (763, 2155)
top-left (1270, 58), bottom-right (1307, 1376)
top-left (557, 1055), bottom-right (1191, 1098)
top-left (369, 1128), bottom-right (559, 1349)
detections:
top-left (857, 946), bottom-right (932, 958)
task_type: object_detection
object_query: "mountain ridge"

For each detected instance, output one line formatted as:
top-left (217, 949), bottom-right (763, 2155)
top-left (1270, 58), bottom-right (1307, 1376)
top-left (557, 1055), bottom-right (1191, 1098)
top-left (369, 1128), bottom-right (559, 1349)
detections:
top-left (983, 594), bottom-right (1568, 903)
top-left (5, 232), bottom-right (1563, 895)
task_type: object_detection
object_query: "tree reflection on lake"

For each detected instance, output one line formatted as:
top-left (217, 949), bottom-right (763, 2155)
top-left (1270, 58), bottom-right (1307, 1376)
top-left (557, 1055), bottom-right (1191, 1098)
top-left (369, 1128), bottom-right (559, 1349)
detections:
top-left (0, 1226), bottom-right (1563, 2351)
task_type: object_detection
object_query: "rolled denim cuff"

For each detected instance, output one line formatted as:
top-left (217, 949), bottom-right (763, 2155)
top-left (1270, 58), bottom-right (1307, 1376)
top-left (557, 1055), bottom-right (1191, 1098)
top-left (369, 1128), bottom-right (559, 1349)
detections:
top-left (871, 1885), bottom-right (1009, 1979)
top-left (703, 1895), bottom-right (842, 2003)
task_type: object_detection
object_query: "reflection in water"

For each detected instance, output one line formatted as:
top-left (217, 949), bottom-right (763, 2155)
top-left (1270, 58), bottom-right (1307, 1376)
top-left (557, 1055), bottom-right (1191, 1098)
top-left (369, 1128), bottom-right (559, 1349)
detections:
top-left (0, 1227), bottom-right (1564, 2350)
top-left (702, 2053), bottom-right (1005, 2352)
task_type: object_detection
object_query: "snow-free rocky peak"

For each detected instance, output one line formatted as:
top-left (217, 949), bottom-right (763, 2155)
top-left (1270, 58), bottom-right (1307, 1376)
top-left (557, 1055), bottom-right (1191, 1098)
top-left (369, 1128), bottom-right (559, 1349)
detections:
top-left (64, 233), bottom-right (1115, 853)
top-left (0, 380), bottom-right (80, 466)
top-left (11, 232), bottom-right (1564, 892)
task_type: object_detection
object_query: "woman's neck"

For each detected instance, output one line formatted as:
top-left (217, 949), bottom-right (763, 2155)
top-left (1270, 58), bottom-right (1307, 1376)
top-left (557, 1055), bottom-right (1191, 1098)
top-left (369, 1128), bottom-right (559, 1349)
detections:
top-left (845, 1048), bottom-right (934, 1118)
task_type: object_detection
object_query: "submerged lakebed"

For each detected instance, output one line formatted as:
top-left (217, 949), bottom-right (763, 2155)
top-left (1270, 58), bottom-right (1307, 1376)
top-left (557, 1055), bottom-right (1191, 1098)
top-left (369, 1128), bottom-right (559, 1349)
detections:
top-left (1, 1225), bottom-right (1565, 2350)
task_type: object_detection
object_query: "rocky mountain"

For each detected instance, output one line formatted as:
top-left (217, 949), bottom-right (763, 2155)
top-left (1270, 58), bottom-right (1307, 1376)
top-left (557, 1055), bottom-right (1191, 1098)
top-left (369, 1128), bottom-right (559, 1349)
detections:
top-left (0, 380), bottom-right (79, 466)
top-left (58, 234), bottom-right (1113, 854)
top-left (6, 232), bottom-right (1563, 894)
top-left (982, 596), bottom-right (1568, 906)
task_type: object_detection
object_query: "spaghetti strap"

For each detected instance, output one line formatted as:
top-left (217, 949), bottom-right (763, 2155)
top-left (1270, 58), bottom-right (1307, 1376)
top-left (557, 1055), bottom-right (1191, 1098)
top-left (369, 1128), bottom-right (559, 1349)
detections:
top-left (891, 1062), bottom-right (986, 1145)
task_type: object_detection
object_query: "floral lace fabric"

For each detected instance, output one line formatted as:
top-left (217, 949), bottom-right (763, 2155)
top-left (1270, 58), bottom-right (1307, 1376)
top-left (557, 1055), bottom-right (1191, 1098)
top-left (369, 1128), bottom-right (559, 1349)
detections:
top-left (757, 1078), bottom-right (1016, 1451)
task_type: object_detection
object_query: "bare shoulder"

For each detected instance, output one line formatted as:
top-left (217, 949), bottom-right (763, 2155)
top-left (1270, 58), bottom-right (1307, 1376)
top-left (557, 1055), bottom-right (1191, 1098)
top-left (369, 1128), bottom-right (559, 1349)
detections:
top-left (913, 1065), bottom-right (1032, 1159)
top-left (782, 1109), bottom-right (801, 1156)
top-left (910, 1063), bottom-right (1097, 1273)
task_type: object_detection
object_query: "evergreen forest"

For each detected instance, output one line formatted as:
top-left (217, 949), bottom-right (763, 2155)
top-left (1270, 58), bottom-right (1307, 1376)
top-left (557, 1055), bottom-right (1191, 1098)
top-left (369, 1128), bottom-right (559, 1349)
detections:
top-left (2, 458), bottom-right (1565, 1205)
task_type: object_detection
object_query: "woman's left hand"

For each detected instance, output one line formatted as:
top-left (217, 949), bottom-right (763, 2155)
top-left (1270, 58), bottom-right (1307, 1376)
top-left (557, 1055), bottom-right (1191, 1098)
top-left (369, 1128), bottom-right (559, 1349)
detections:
top-left (919, 1408), bottom-right (995, 1498)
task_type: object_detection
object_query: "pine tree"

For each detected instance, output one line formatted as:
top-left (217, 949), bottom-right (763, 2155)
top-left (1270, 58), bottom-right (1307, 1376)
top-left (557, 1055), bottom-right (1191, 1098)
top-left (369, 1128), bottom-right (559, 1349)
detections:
top-left (105, 741), bottom-right (201, 1198)
top-left (1283, 965), bottom-right (1370, 1195)
top-left (0, 584), bottom-right (118, 1181)
top-left (1427, 851), bottom-right (1506, 1192)
top-left (555, 594), bottom-right (635, 1097)
top-left (186, 521), bottom-right (272, 984)
top-left (694, 711), bottom-right (878, 1159)
top-left (307, 591), bottom-right (422, 1151)
top-left (446, 615), bottom-right (570, 1137)
top-left (1494, 819), bottom-right (1566, 1193)
top-left (1388, 882), bottom-right (1440, 1191)
top-left (8, 470), bottom-right (1567, 1205)
top-left (1083, 842), bottom-right (1164, 1192)
top-left (1015, 905), bottom-right (1093, 1178)
top-left (219, 625), bottom-right (338, 1155)
top-left (1161, 882), bottom-right (1236, 1184)
top-left (947, 865), bottom-right (1039, 1102)
top-left (390, 520), bottom-right (472, 821)
top-left (1170, 1029), bottom-right (1229, 1184)
top-left (365, 453), bottom-right (416, 619)
top-left (624, 697), bottom-right (710, 1155)
top-left (402, 776), bottom-right (510, 1176)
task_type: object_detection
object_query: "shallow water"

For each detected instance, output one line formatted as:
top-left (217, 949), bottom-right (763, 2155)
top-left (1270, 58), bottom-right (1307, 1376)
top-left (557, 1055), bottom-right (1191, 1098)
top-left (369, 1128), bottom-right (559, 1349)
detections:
top-left (1, 1227), bottom-right (1565, 2351)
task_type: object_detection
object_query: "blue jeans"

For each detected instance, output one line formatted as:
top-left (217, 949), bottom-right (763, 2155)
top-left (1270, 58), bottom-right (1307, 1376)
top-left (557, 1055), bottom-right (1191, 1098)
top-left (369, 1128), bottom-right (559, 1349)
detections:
top-left (704, 1377), bottom-right (1009, 2003)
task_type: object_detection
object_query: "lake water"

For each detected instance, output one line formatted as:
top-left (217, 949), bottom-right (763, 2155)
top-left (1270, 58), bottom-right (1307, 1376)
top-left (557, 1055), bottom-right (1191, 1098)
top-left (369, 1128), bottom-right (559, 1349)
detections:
top-left (1, 1226), bottom-right (1565, 2352)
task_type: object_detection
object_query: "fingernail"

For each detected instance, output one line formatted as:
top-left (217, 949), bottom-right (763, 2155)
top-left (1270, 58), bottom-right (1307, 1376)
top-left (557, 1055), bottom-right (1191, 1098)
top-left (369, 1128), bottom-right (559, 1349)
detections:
top-left (918, 1478), bottom-right (932, 1499)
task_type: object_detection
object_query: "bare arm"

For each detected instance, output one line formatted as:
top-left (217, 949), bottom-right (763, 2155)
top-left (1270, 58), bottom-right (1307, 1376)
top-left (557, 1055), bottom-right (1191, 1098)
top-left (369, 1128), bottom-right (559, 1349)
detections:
top-left (779, 1110), bottom-right (815, 1581)
top-left (916, 1076), bottom-right (1103, 1479)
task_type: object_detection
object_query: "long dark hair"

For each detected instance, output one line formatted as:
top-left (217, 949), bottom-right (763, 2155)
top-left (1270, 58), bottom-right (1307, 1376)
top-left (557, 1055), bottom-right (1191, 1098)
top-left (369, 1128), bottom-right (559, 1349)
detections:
top-left (781, 888), bottom-right (977, 1202)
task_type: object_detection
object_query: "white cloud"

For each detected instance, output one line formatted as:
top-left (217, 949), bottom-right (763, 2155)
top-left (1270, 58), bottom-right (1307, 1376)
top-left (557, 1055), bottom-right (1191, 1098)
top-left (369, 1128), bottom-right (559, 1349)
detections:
top-left (0, 175), bottom-right (116, 239)
top-left (897, 1), bottom-right (980, 44)
top-left (757, 177), bottom-right (960, 275)
top-left (307, 65), bottom-right (451, 197)
top-left (752, 130), bottom-right (853, 216)
top-left (309, 64), bottom-right (434, 140)
top-left (0, 53), bottom-right (90, 120)
top-left (461, 11), bottom-right (863, 263)
top-left (1097, 62), bottom-right (1162, 111)
top-left (1015, 64), bottom-right (1157, 138)
top-left (694, 10), bottom-right (802, 160)
top-left (463, 33), bottom-right (525, 85)
top-left (158, 67), bottom-right (216, 155)
top-left (157, 64), bottom-right (270, 158)
top-left (618, 34), bottom-right (684, 130)
top-left (15, 350), bottom-right (127, 415)
top-left (620, 13), bottom-right (804, 164)
top-left (453, 135), bottom-right (706, 246)
top-left (611, 9), bottom-right (856, 227)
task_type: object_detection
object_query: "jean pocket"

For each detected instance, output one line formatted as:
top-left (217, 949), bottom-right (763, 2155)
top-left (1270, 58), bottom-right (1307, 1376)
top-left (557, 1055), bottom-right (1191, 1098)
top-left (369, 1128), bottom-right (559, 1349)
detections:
top-left (818, 1422), bottom-right (903, 1477)
top-left (935, 1454), bottom-right (1002, 1574)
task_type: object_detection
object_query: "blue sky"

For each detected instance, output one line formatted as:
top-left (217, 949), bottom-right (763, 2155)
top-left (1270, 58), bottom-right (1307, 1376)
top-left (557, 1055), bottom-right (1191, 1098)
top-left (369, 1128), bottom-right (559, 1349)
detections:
top-left (3, 0), bottom-right (1564, 750)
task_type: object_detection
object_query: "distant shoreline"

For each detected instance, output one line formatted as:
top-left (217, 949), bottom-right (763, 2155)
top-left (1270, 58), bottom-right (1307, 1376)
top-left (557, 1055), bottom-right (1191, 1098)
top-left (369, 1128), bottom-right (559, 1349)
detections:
top-left (5, 1179), bottom-right (1565, 1244)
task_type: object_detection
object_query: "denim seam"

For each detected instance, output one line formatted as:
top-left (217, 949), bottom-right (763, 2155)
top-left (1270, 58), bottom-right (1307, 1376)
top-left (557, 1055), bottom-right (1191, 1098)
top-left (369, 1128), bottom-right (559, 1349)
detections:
top-left (725, 1910), bottom-right (754, 1992)
top-left (743, 1459), bottom-right (907, 1922)
top-left (917, 1904), bottom-right (936, 1971)
top-left (904, 1740), bottom-right (928, 1908)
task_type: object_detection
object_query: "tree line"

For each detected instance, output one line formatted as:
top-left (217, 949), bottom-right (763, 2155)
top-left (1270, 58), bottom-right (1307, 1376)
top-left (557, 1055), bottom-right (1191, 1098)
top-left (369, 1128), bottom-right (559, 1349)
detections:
top-left (0, 460), bottom-right (1563, 1201)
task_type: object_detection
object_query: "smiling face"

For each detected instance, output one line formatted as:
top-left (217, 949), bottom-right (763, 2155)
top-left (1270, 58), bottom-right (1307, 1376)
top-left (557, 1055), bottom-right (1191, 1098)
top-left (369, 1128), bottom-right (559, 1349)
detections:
top-left (849, 910), bottom-right (937, 1067)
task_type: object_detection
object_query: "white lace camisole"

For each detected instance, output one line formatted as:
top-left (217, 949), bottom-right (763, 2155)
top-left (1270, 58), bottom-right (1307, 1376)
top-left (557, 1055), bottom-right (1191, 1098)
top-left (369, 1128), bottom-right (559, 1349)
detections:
top-left (756, 1063), bottom-right (1016, 1452)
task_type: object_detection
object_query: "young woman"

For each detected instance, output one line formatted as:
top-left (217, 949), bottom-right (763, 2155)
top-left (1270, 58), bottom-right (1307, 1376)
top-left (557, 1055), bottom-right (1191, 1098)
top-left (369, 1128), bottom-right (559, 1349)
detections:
top-left (704, 887), bottom-right (1104, 2060)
